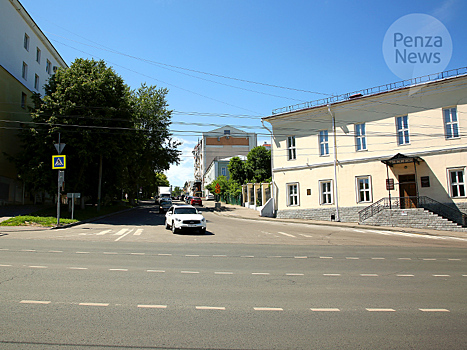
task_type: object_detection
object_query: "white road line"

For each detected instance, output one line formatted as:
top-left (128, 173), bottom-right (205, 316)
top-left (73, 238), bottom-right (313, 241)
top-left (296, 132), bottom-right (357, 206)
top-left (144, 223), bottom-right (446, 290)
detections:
top-left (20, 300), bottom-right (51, 304)
top-left (423, 258), bottom-right (437, 261)
top-left (130, 253), bottom-right (145, 255)
top-left (0, 249), bottom-right (9, 251)
top-left (323, 274), bottom-right (341, 276)
top-left (147, 270), bottom-right (165, 273)
top-left (21, 249), bottom-right (36, 252)
top-left (114, 229), bottom-right (129, 236)
top-left (241, 256), bottom-right (254, 258)
top-left (134, 229), bottom-right (143, 236)
top-left (186, 255), bottom-right (199, 257)
top-left (366, 308), bottom-right (396, 312)
top-left (76, 252), bottom-right (90, 254)
top-left (28, 266), bottom-right (47, 269)
top-left (79, 302), bottom-right (109, 307)
top-left (320, 256), bottom-right (333, 259)
top-left (419, 309), bottom-right (450, 312)
top-left (252, 273), bottom-right (270, 275)
top-left (286, 273), bottom-right (304, 276)
top-left (294, 256), bottom-right (307, 259)
top-left (109, 269), bottom-right (128, 271)
top-left (254, 307), bottom-right (283, 311)
top-left (97, 229), bottom-right (112, 235)
top-left (49, 250), bottom-right (63, 253)
top-left (398, 258), bottom-right (412, 260)
top-left (353, 229), bottom-right (365, 233)
top-left (103, 252), bottom-right (118, 255)
top-left (196, 306), bottom-right (226, 310)
top-left (278, 231), bottom-right (296, 238)
top-left (372, 258), bottom-right (386, 260)
top-left (360, 274), bottom-right (379, 277)
top-left (298, 234), bottom-right (313, 238)
top-left (346, 257), bottom-right (359, 260)
top-left (0, 264), bottom-right (12, 267)
top-left (310, 308), bottom-right (340, 312)
top-left (397, 274), bottom-right (415, 277)
top-left (181, 271), bottom-right (199, 274)
top-left (158, 254), bottom-right (172, 256)
top-left (115, 229), bottom-right (133, 242)
top-left (215, 272), bottom-right (233, 275)
top-left (213, 255), bottom-right (227, 257)
top-left (68, 267), bottom-right (88, 270)
top-left (433, 275), bottom-right (450, 277)
top-left (138, 304), bottom-right (167, 309)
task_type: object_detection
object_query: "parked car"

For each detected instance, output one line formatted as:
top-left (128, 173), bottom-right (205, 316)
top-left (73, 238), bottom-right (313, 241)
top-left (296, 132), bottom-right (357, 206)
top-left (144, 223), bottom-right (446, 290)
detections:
top-left (190, 197), bottom-right (202, 206)
top-left (159, 198), bottom-right (172, 213)
top-left (165, 205), bottom-right (206, 234)
top-left (206, 194), bottom-right (215, 201)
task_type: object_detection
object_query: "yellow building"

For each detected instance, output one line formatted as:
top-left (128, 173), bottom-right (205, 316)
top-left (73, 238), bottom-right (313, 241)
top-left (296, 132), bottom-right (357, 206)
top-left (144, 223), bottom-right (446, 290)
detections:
top-left (263, 68), bottom-right (467, 230)
top-left (0, 0), bottom-right (67, 203)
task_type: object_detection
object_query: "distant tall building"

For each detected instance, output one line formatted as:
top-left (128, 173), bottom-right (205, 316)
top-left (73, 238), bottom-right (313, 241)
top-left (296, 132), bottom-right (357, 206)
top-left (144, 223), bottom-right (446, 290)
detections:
top-left (193, 125), bottom-right (257, 196)
top-left (0, 0), bottom-right (67, 203)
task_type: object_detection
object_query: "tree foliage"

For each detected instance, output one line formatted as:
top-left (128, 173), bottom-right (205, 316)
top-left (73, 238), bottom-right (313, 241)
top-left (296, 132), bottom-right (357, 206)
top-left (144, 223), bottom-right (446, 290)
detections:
top-left (245, 146), bottom-right (271, 183)
top-left (228, 156), bottom-right (247, 184)
top-left (13, 58), bottom-right (180, 205)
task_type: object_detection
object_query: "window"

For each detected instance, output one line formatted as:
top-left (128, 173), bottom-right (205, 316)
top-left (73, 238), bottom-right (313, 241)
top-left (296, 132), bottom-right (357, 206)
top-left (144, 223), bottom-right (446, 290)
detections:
top-left (356, 176), bottom-right (372, 203)
top-left (224, 129), bottom-right (230, 135)
top-left (449, 169), bottom-right (465, 198)
top-left (396, 116), bottom-right (409, 145)
top-left (34, 74), bottom-right (39, 90)
top-left (24, 33), bottom-right (29, 51)
top-left (355, 123), bottom-right (366, 151)
top-left (21, 92), bottom-right (27, 109)
top-left (319, 180), bottom-right (333, 204)
top-left (36, 47), bottom-right (41, 63)
top-left (22, 62), bottom-right (28, 80)
top-left (287, 136), bottom-right (296, 160)
top-left (444, 108), bottom-right (459, 139)
top-left (46, 59), bottom-right (51, 74)
top-left (319, 130), bottom-right (329, 156)
top-left (287, 183), bottom-right (299, 206)
top-left (221, 167), bottom-right (227, 177)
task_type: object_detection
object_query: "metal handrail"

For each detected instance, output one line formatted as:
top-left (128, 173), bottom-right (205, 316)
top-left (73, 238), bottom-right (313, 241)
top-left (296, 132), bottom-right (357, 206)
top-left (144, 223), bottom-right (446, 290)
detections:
top-left (358, 196), bottom-right (467, 227)
top-left (272, 66), bottom-right (467, 115)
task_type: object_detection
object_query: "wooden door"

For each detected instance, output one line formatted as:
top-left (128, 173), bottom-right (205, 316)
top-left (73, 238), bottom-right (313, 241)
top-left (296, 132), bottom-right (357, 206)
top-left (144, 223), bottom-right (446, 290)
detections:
top-left (399, 174), bottom-right (417, 208)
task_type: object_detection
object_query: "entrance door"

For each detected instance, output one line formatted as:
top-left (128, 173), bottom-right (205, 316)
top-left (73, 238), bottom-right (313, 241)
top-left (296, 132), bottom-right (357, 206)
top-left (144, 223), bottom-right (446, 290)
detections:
top-left (399, 174), bottom-right (417, 208)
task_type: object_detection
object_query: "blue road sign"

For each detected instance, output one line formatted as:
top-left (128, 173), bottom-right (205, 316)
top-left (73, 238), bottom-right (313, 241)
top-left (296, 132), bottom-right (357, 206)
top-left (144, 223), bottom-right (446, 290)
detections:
top-left (52, 155), bottom-right (66, 169)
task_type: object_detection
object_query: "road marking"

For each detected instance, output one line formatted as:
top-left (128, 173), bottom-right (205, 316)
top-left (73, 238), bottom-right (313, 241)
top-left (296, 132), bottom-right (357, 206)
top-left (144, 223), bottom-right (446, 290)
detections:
top-left (20, 300), bottom-right (51, 304)
top-left (109, 269), bottom-right (128, 271)
top-left (298, 234), bottom-right (313, 238)
top-left (147, 270), bottom-right (165, 273)
top-left (397, 274), bottom-right (415, 277)
top-left (360, 274), bottom-right (379, 277)
top-left (320, 256), bottom-right (333, 259)
top-left (215, 272), bottom-right (233, 275)
top-left (294, 256), bottom-right (307, 259)
top-left (252, 273), bottom-right (270, 275)
top-left (448, 259), bottom-right (461, 261)
top-left (130, 253), bottom-right (145, 255)
top-left (196, 306), bottom-right (226, 310)
top-left (181, 271), bottom-right (199, 274)
top-left (79, 302), bottom-right (109, 307)
top-left (134, 229), bottom-right (143, 236)
top-left (0, 249), bottom-right (9, 251)
top-left (0, 264), bottom-right (12, 267)
top-left (278, 231), bottom-right (295, 238)
top-left (213, 255), bottom-right (227, 257)
top-left (286, 273), bottom-right (304, 276)
top-left (241, 256), bottom-right (254, 258)
top-left (419, 309), bottom-right (450, 312)
top-left (310, 308), bottom-right (340, 312)
top-left (398, 258), bottom-right (412, 260)
top-left (186, 255), bottom-right (199, 257)
top-left (254, 307), bottom-right (283, 311)
top-left (158, 254), bottom-right (172, 256)
top-left (323, 274), bottom-right (341, 276)
top-left (372, 258), bottom-right (386, 260)
top-left (28, 266), bottom-right (47, 268)
top-left (49, 250), bottom-right (63, 253)
top-left (138, 304), bottom-right (167, 309)
top-left (346, 257), bottom-right (359, 260)
top-left (97, 229), bottom-right (111, 235)
top-left (423, 258), bottom-right (437, 261)
top-left (353, 229), bottom-right (365, 233)
top-left (433, 275), bottom-right (450, 277)
top-left (103, 252), bottom-right (118, 255)
top-left (21, 249), bottom-right (36, 252)
top-left (68, 267), bottom-right (88, 270)
top-left (76, 252), bottom-right (90, 254)
top-left (366, 308), bottom-right (396, 312)
top-left (115, 229), bottom-right (133, 242)
top-left (114, 229), bottom-right (129, 236)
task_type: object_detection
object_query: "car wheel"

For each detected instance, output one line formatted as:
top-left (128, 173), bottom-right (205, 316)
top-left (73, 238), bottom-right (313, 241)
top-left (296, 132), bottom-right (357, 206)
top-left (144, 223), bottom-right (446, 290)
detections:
top-left (165, 221), bottom-right (170, 230)
top-left (171, 222), bottom-right (177, 234)
top-left (200, 227), bottom-right (206, 234)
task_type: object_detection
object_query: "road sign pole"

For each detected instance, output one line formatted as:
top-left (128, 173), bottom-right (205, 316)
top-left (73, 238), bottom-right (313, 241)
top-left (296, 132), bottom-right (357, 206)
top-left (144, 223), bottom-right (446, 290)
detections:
top-left (57, 170), bottom-right (60, 226)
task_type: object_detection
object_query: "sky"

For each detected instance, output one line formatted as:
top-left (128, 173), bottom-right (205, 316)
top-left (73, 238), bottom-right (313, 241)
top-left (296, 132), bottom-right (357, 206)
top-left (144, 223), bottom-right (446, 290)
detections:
top-left (18, 0), bottom-right (467, 188)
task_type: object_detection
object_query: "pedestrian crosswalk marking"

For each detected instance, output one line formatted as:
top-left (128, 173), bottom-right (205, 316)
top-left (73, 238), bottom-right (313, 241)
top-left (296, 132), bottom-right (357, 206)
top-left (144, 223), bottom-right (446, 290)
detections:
top-left (81, 228), bottom-right (145, 237)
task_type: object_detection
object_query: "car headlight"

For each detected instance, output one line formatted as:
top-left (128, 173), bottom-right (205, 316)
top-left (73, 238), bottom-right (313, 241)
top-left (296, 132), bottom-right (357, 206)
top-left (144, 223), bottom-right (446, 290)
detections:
top-left (175, 218), bottom-right (181, 222)
top-left (201, 217), bottom-right (206, 222)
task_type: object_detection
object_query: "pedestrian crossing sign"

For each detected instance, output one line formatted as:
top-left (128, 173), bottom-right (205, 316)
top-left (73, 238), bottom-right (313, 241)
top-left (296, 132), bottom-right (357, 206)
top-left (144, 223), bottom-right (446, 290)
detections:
top-left (52, 155), bottom-right (66, 169)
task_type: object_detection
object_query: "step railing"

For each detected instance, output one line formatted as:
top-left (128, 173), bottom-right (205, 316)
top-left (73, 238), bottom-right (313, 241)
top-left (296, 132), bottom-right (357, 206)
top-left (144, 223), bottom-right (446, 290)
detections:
top-left (359, 196), bottom-right (467, 227)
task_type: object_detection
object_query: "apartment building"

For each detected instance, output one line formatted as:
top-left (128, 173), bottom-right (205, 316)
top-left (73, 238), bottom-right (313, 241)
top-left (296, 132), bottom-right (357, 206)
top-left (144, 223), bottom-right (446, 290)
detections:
top-left (193, 125), bottom-right (256, 196)
top-left (263, 68), bottom-right (467, 226)
top-left (0, 0), bottom-right (67, 203)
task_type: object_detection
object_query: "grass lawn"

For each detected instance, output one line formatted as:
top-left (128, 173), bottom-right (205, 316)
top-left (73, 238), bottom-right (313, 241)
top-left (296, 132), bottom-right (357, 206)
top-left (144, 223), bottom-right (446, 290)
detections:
top-left (0, 203), bottom-right (132, 227)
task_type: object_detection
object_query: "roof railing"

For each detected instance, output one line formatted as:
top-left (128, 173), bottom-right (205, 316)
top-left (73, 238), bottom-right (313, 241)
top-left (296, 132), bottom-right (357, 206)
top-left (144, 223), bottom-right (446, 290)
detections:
top-left (272, 66), bottom-right (467, 115)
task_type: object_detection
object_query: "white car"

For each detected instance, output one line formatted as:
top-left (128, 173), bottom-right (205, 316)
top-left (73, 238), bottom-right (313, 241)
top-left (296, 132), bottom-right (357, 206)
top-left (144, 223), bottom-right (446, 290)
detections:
top-left (165, 205), bottom-right (207, 234)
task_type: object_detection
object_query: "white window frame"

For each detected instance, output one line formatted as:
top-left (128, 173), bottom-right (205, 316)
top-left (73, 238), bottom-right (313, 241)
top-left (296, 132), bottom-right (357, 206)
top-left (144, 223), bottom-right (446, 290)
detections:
top-left (396, 115), bottom-right (410, 145)
top-left (22, 62), bottom-right (28, 80)
top-left (36, 47), bottom-right (41, 64)
top-left (443, 107), bottom-right (459, 139)
top-left (319, 179), bottom-right (333, 205)
top-left (448, 168), bottom-right (465, 198)
top-left (356, 176), bottom-right (372, 203)
top-left (355, 123), bottom-right (367, 151)
top-left (34, 74), bottom-right (39, 90)
top-left (46, 59), bottom-right (51, 74)
top-left (287, 136), bottom-right (296, 160)
top-left (319, 130), bottom-right (329, 156)
top-left (287, 183), bottom-right (299, 206)
top-left (24, 33), bottom-right (29, 51)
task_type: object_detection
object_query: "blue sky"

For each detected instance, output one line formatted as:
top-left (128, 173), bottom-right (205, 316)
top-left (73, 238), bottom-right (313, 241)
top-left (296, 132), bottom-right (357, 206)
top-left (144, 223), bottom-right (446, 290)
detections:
top-left (19, 0), bottom-right (467, 188)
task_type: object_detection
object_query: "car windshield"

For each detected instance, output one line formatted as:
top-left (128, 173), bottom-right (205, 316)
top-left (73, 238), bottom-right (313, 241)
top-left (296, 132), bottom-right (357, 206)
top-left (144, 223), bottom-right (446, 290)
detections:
top-left (174, 207), bottom-right (198, 215)
top-left (161, 199), bottom-right (171, 203)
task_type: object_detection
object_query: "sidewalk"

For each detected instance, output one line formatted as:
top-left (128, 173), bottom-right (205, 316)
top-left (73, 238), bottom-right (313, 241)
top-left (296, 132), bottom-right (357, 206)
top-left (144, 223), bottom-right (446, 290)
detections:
top-left (202, 200), bottom-right (467, 240)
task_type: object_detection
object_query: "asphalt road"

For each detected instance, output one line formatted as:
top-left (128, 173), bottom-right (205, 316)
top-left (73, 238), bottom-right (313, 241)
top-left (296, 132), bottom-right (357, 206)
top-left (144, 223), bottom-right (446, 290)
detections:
top-left (0, 203), bottom-right (466, 349)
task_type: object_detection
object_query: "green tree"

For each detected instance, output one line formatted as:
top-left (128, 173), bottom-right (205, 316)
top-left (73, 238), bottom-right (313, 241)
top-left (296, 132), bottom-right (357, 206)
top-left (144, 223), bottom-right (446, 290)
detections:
top-left (228, 156), bottom-right (247, 184)
top-left (245, 146), bottom-right (271, 183)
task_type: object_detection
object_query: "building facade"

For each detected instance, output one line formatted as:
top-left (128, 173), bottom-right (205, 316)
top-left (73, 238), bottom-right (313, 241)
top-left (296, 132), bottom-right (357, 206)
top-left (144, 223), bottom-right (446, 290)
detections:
top-left (193, 125), bottom-right (256, 196)
top-left (0, 0), bottom-right (67, 203)
top-left (204, 155), bottom-right (247, 192)
top-left (263, 68), bottom-right (467, 227)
